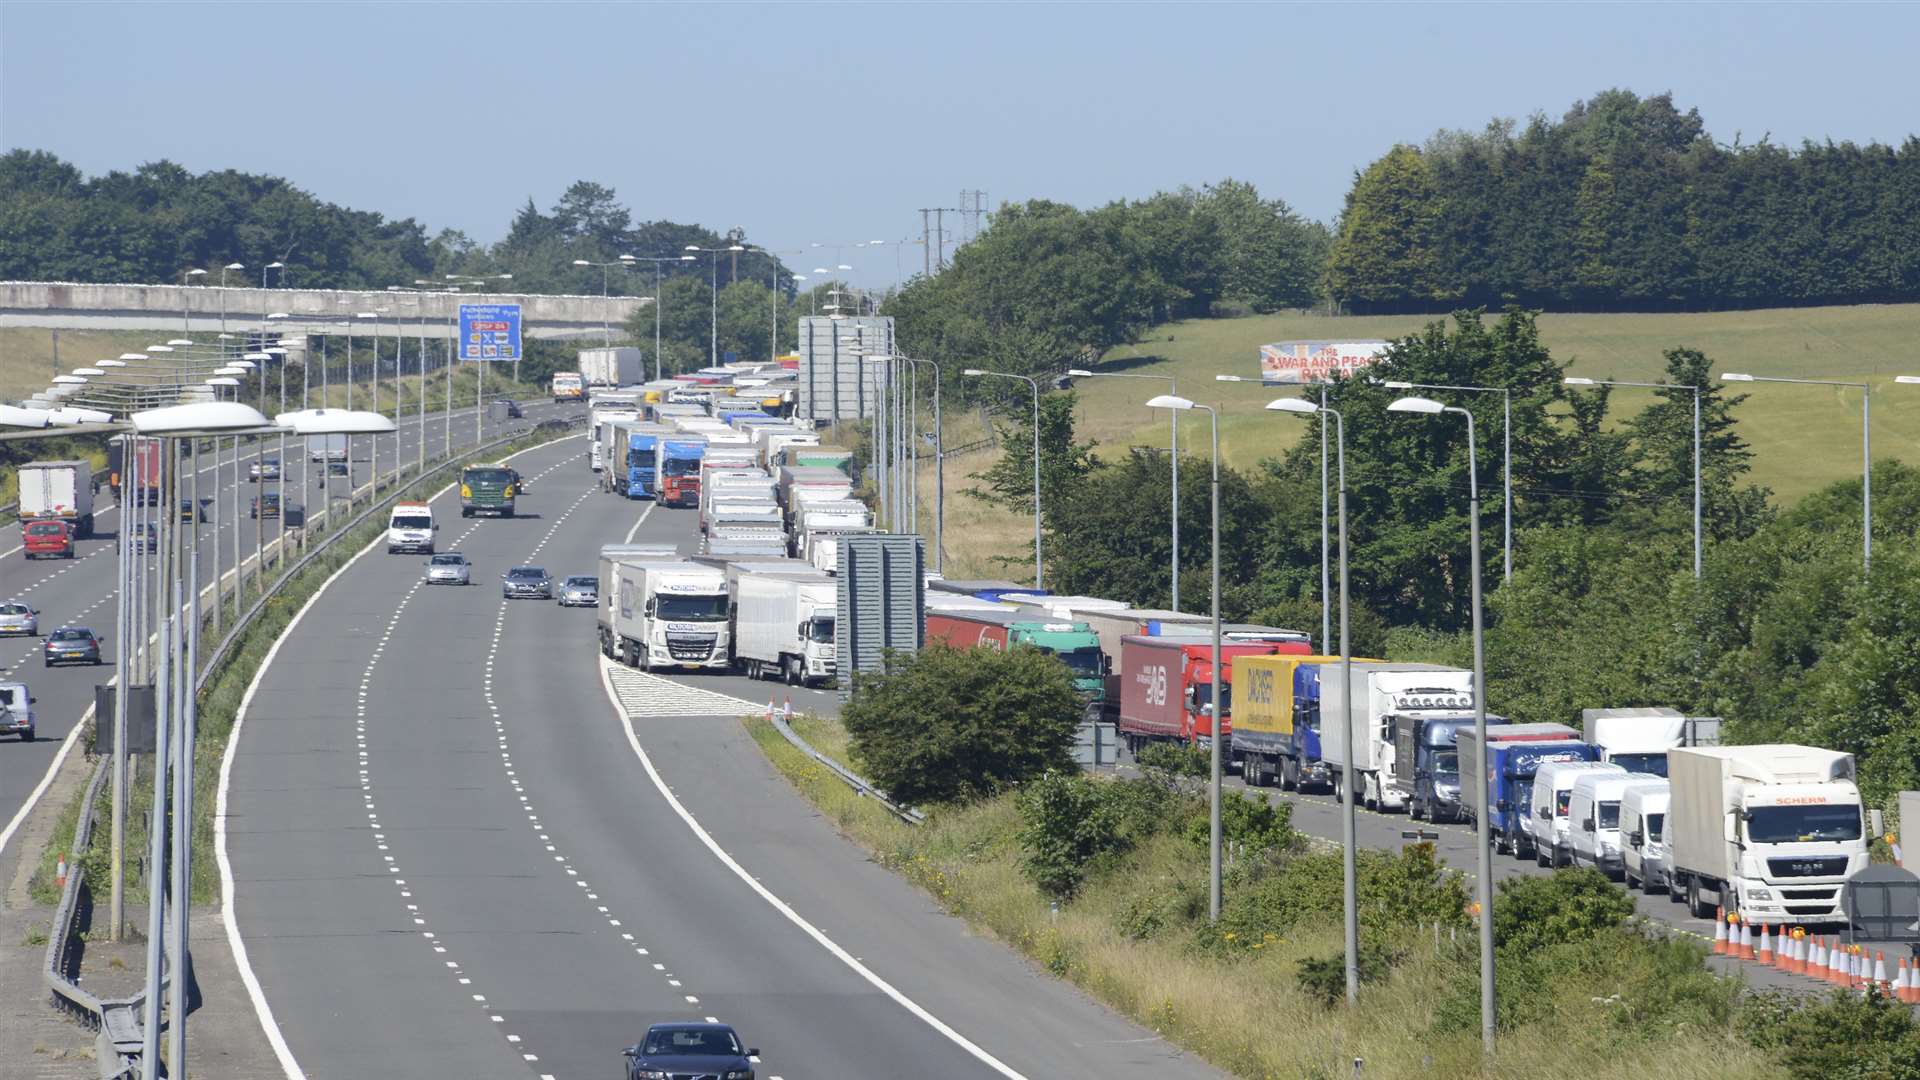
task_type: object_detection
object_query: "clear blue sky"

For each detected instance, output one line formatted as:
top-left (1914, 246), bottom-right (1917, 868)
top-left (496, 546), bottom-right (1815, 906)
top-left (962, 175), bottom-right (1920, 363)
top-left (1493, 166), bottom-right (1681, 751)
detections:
top-left (4, 2), bottom-right (1915, 287)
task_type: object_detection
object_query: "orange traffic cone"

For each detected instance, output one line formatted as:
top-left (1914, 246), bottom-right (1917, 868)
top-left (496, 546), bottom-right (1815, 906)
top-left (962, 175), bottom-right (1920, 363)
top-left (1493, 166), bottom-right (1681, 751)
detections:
top-left (765, 697), bottom-right (775, 720)
top-left (1808, 936), bottom-right (1825, 979)
top-left (1736, 915), bottom-right (1754, 960)
top-left (782, 696), bottom-right (793, 718)
top-left (54, 852), bottom-right (66, 889)
top-left (1904, 958), bottom-right (1920, 1004)
top-left (1874, 951), bottom-right (1890, 993)
top-left (1712, 908), bottom-right (1728, 954)
top-left (1788, 930), bottom-right (1806, 974)
top-left (1756, 922), bottom-right (1773, 964)
top-left (1830, 942), bottom-right (1847, 986)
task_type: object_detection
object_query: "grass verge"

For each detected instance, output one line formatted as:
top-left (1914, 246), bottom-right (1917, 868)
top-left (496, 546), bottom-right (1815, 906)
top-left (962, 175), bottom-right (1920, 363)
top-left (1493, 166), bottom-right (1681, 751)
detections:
top-left (743, 713), bottom-right (1786, 1080)
top-left (26, 422), bottom-right (580, 907)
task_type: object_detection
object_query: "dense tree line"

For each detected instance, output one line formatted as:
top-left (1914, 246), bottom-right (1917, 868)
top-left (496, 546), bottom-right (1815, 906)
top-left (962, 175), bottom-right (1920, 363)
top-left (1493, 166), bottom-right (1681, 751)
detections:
top-left (1327, 90), bottom-right (1920, 312)
top-left (890, 182), bottom-right (1330, 394)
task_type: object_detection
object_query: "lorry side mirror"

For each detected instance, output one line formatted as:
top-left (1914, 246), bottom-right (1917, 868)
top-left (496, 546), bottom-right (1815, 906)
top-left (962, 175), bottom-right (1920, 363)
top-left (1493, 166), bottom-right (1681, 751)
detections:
top-left (1725, 810), bottom-right (1744, 847)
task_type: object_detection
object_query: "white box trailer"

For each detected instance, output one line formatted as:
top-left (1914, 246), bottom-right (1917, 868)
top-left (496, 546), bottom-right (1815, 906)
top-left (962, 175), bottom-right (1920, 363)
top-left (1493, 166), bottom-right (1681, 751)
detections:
top-left (578, 347), bottom-right (644, 388)
top-left (731, 567), bottom-right (837, 686)
top-left (802, 519), bottom-right (877, 573)
top-left (589, 408), bottom-right (642, 472)
top-left (1581, 707), bottom-right (1689, 776)
top-left (1666, 744), bottom-right (1866, 925)
top-left (17, 460), bottom-right (95, 536)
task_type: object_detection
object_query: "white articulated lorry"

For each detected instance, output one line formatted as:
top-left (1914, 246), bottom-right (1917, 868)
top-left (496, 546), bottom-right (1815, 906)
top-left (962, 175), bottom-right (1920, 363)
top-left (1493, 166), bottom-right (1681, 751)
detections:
top-left (17, 461), bottom-right (96, 538)
top-left (731, 565), bottom-right (837, 686)
top-left (1319, 662), bottom-right (1477, 812)
top-left (578, 346), bottom-right (644, 388)
top-left (1666, 744), bottom-right (1867, 925)
top-left (597, 545), bottom-right (732, 673)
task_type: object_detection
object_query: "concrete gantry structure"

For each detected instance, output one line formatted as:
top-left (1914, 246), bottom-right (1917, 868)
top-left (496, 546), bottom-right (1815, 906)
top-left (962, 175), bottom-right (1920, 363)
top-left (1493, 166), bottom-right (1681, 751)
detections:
top-left (0, 281), bottom-right (648, 340)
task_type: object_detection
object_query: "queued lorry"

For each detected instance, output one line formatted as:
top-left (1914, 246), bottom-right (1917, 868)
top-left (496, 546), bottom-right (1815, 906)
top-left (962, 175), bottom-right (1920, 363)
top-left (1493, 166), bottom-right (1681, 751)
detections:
top-left (17, 460), bottom-right (96, 538)
top-left (588, 408), bottom-right (641, 473)
top-left (1665, 744), bottom-right (1867, 925)
top-left (597, 545), bottom-right (732, 672)
top-left (658, 438), bottom-right (706, 508)
top-left (924, 601), bottom-right (1108, 704)
top-left (1318, 663), bottom-right (1478, 813)
top-left (1231, 654), bottom-right (1353, 791)
top-left (729, 563), bottom-right (837, 686)
top-left (1457, 723), bottom-right (1595, 857)
top-left (1114, 637), bottom-right (1307, 752)
top-left (1580, 707), bottom-right (1689, 776)
top-left (578, 346), bottom-right (644, 388)
top-left (108, 436), bottom-right (163, 505)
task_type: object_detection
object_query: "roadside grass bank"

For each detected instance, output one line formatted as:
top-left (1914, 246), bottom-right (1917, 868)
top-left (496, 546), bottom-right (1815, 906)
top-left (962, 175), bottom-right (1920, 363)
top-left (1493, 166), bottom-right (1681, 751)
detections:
top-left (744, 713), bottom-right (1799, 1080)
top-left (26, 422), bottom-right (579, 908)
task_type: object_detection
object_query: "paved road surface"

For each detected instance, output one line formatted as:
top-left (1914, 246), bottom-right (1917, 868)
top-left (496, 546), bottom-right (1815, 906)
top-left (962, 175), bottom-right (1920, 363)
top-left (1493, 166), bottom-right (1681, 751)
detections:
top-left (0, 398), bottom-right (575, 886)
top-left (227, 437), bottom-right (1218, 1079)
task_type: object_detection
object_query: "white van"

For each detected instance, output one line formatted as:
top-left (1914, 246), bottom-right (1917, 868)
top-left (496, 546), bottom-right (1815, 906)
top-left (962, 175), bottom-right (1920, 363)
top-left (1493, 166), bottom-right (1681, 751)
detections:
top-left (1568, 771), bottom-right (1658, 878)
top-left (386, 501), bottom-right (437, 554)
top-left (1619, 780), bottom-right (1672, 894)
top-left (1530, 761), bottom-right (1625, 867)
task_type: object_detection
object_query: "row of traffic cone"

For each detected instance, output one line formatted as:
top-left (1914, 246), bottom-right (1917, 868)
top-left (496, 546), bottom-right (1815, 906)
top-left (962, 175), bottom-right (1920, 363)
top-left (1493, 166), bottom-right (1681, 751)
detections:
top-left (763, 696), bottom-right (793, 720)
top-left (1712, 906), bottom-right (1920, 1001)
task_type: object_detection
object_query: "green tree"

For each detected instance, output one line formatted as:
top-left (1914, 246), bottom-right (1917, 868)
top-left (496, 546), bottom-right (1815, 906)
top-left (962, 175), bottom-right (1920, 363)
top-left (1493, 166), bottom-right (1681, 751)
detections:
top-left (966, 391), bottom-right (1099, 518)
top-left (841, 643), bottom-right (1084, 805)
top-left (1325, 145), bottom-right (1451, 312)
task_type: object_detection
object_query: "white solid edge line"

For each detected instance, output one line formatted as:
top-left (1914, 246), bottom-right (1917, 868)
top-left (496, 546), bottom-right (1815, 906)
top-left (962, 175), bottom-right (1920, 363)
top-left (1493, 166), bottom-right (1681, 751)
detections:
top-left (217, 430), bottom-right (583, 1080)
top-left (597, 658), bottom-right (1029, 1080)
top-left (0, 702), bottom-right (94, 858)
top-left (622, 499), bottom-right (656, 544)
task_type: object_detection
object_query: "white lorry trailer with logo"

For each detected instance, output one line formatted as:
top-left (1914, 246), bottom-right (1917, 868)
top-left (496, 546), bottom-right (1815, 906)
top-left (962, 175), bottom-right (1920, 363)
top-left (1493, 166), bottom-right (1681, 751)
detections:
top-left (597, 546), bottom-right (731, 672)
top-left (730, 566), bottom-right (837, 686)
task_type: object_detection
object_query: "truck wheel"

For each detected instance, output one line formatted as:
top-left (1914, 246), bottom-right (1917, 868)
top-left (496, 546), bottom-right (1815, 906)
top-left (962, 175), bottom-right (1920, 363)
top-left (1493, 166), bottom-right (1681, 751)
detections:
top-left (1411, 796), bottom-right (1426, 822)
top-left (1279, 758), bottom-right (1297, 791)
top-left (1686, 878), bottom-right (1713, 919)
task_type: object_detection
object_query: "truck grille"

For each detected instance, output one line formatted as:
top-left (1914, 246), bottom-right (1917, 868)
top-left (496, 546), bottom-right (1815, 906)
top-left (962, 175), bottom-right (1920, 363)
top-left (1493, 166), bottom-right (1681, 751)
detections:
top-left (666, 634), bottom-right (716, 661)
top-left (1780, 887), bottom-right (1840, 900)
top-left (1767, 856), bottom-right (1848, 878)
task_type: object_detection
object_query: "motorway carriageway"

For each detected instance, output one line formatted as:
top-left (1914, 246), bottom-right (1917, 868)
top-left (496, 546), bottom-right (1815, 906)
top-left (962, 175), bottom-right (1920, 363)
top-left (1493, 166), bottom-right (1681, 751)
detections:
top-left (0, 399), bottom-right (578, 886)
top-left (224, 435), bottom-right (1220, 1080)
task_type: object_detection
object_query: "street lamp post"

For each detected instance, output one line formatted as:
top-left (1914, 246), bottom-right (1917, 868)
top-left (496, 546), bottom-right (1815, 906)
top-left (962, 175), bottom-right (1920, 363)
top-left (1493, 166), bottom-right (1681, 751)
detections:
top-left (1381, 381), bottom-right (1513, 580)
top-left (263, 261), bottom-right (285, 288)
top-left (963, 369), bottom-right (1043, 588)
top-left (180, 268), bottom-right (206, 331)
top-left (629, 255), bottom-right (696, 380)
top-left (1143, 394), bottom-right (1222, 920)
top-left (1266, 396), bottom-right (1358, 1002)
top-left (1077, 368), bottom-right (1180, 610)
top-left (900, 357), bottom-right (943, 568)
top-left (1565, 377), bottom-right (1703, 577)
top-left (1722, 373), bottom-right (1893, 573)
top-left (572, 256), bottom-right (635, 346)
top-left (1387, 395), bottom-right (1496, 1056)
top-left (686, 244), bottom-right (746, 367)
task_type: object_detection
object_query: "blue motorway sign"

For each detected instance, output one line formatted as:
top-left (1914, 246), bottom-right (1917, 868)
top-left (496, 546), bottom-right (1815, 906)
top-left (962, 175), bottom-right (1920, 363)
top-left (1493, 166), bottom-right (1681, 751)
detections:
top-left (459, 303), bottom-right (522, 362)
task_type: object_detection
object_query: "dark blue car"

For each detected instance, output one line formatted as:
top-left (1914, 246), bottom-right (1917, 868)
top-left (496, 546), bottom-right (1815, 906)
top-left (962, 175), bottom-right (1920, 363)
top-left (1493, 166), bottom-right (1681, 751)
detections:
top-left (623, 1022), bottom-right (757, 1080)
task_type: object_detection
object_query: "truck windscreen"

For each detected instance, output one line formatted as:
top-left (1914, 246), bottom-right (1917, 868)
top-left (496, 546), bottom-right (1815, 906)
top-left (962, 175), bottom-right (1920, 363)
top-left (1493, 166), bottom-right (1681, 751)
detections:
top-left (1608, 752), bottom-right (1669, 776)
top-left (1598, 802), bottom-right (1621, 828)
top-left (662, 457), bottom-right (700, 476)
top-left (1646, 813), bottom-right (1665, 841)
top-left (807, 616), bottom-right (835, 643)
top-left (628, 448), bottom-right (656, 469)
top-left (1053, 648), bottom-right (1103, 677)
top-left (657, 594), bottom-right (728, 620)
top-left (1746, 804), bottom-right (1862, 844)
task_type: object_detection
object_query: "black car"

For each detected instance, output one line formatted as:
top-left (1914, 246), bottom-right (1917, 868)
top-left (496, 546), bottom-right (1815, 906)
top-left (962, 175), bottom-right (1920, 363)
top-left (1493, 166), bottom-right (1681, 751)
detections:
top-left (622, 1023), bottom-right (757, 1080)
top-left (44, 627), bottom-right (103, 667)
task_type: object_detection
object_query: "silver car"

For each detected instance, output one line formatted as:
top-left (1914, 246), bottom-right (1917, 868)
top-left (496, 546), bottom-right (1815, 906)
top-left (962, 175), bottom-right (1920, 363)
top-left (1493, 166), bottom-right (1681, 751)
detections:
top-left (249, 457), bottom-right (282, 481)
top-left (0, 681), bottom-right (35, 741)
top-left (502, 565), bottom-right (553, 599)
top-left (557, 575), bottom-right (599, 607)
top-left (43, 627), bottom-right (102, 667)
top-left (425, 552), bottom-right (471, 586)
top-left (0, 602), bottom-right (38, 638)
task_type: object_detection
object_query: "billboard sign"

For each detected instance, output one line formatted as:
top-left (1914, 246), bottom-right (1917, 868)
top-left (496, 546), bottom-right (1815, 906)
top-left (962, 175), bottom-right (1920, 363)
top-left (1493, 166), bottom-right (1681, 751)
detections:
top-left (1260, 339), bottom-right (1390, 384)
top-left (459, 304), bottom-right (523, 362)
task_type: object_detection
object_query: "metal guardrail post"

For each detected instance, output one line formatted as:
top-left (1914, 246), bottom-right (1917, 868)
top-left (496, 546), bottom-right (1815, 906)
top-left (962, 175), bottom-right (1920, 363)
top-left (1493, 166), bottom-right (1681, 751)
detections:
top-left (764, 707), bottom-right (924, 825)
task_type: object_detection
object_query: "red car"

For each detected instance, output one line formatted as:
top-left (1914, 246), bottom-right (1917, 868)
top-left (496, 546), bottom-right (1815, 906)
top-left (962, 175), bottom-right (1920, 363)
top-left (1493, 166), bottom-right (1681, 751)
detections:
top-left (22, 519), bottom-right (75, 559)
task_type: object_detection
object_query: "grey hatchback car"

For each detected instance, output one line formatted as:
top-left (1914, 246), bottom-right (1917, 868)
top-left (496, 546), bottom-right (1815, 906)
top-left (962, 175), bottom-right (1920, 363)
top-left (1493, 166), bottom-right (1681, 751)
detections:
top-left (425, 552), bottom-right (472, 586)
top-left (502, 565), bottom-right (553, 599)
top-left (0, 602), bottom-right (38, 638)
top-left (43, 627), bottom-right (102, 667)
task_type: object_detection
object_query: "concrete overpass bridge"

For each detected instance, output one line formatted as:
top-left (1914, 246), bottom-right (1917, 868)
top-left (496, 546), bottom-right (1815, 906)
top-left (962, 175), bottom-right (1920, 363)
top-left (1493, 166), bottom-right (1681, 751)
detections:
top-left (0, 281), bottom-right (648, 341)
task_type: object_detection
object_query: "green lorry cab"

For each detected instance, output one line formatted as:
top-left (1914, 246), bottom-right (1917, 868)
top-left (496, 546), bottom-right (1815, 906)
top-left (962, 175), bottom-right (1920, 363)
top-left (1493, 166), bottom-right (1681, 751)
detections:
top-left (460, 466), bottom-right (516, 518)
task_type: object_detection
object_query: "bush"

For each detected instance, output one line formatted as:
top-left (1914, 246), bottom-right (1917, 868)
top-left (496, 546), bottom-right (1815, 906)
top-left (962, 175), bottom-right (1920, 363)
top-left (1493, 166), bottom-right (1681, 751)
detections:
top-left (842, 643), bottom-right (1083, 805)
top-left (1492, 866), bottom-right (1638, 954)
top-left (1200, 844), bottom-right (1468, 957)
top-left (1739, 987), bottom-right (1920, 1080)
top-left (1294, 939), bottom-right (1401, 1008)
top-left (1134, 741), bottom-right (1210, 778)
top-left (1017, 772), bottom-right (1126, 899)
top-left (1182, 788), bottom-right (1299, 855)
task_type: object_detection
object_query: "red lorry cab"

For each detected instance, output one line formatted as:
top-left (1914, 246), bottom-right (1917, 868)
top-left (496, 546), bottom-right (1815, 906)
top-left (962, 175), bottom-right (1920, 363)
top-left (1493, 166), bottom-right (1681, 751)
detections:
top-left (1116, 636), bottom-right (1311, 748)
top-left (23, 519), bottom-right (75, 559)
